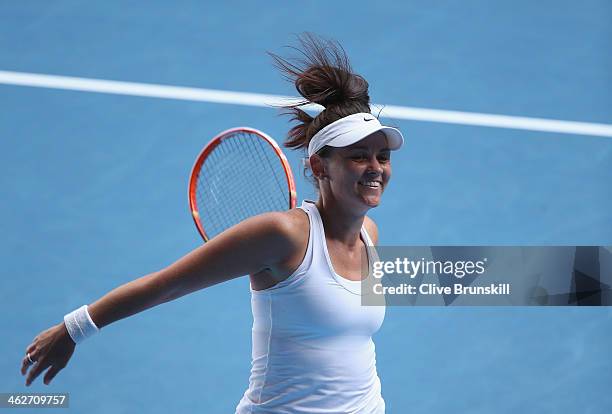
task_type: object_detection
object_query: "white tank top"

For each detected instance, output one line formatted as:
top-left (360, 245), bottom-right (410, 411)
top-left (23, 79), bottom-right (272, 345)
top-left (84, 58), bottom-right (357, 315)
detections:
top-left (235, 200), bottom-right (386, 414)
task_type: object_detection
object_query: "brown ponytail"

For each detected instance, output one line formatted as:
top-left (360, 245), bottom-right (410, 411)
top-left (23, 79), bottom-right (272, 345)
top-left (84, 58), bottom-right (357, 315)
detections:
top-left (268, 33), bottom-right (371, 153)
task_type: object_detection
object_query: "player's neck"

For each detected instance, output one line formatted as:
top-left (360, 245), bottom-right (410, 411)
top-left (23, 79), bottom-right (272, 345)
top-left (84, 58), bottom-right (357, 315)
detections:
top-left (315, 198), bottom-right (365, 247)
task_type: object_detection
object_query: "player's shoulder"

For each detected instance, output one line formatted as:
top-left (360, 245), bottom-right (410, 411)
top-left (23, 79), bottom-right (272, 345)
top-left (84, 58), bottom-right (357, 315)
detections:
top-left (251, 208), bottom-right (309, 245)
top-left (363, 215), bottom-right (379, 245)
top-left (228, 210), bottom-right (307, 268)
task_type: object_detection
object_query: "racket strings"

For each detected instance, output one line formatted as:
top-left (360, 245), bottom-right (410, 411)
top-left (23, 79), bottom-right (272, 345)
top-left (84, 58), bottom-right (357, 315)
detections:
top-left (198, 139), bottom-right (253, 234)
top-left (249, 134), bottom-right (289, 204)
top-left (194, 131), bottom-right (291, 239)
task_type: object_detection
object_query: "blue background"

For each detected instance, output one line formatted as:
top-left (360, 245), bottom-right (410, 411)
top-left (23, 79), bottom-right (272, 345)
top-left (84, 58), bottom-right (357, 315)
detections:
top-left (1, 1), bottom-right (611, 412)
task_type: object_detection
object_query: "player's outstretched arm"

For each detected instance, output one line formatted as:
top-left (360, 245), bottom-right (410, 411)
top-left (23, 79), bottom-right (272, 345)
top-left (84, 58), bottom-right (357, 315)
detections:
top-left (87, 211), bottom-right (297, 328)
top-left (21, 211), bottom-right (298, 386)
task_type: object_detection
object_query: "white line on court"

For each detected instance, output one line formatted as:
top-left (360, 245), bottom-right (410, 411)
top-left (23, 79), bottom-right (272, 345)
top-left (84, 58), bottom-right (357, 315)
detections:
top-left (1, 70), bottom-right (611, 138)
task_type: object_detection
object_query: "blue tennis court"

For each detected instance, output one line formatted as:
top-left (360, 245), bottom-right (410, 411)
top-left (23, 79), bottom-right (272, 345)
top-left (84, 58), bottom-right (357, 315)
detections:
top-left (1, 1), bottom-right (611, 412)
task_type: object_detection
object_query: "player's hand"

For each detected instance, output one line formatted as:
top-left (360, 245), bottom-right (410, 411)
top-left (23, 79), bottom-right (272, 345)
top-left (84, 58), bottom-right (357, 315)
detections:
top-left (21, 323), bottom-right (76, 386)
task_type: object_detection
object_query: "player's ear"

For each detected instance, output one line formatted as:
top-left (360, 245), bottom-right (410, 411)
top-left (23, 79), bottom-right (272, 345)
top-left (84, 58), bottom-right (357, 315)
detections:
top-left (309, 155), bottom-right (328, 180)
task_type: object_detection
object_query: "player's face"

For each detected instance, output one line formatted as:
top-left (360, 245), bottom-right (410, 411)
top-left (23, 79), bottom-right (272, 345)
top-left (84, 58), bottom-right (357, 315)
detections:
top-left (326, 131), bottom-right (392, 211)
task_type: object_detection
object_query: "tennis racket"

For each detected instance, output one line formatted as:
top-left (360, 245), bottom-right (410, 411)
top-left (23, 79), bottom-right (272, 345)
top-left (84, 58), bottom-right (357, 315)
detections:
top-left (188, 127), bottom-right (297, 242)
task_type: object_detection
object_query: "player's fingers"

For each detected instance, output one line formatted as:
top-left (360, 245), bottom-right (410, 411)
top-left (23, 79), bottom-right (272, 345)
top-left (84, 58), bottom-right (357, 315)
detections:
top-left (21, 356), bottom-right (30, 376)
top-left (21, 338), bottom-right (41, 374)
top-left (25, 358), bottom-right (49, 387)
top-left (21, 350), bottom-right (37, 376)
top-left (43, 364), bottom-right (62, 385)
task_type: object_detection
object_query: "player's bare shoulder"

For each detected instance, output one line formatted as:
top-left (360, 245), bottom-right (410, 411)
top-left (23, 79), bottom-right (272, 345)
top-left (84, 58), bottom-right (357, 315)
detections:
top-left (249, 208), bottom-right (308, 262)
top-left (275, 207), bottom-right (310, 252)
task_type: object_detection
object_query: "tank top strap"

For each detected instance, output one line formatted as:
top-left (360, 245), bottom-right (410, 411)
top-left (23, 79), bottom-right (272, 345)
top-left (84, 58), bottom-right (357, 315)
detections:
top-left (298, 200), bottom-right (326, 258)
top-left (360, 224), bottom-right (374, 247)
top-left (297, 199), bottom-right (336, 282)
top-left (297, 199), bottom-right (316, 214)
top-left (297, 199), bottom-right (323, 266)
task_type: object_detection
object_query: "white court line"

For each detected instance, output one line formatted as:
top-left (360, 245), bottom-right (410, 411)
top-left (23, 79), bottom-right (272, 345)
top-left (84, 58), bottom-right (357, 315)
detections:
top-left (1, 70), bottom-right (611, 137)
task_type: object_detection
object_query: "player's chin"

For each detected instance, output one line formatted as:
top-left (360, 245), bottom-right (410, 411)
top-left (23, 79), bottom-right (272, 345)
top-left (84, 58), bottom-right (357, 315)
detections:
top-left (355, 184), bottom-right (384, 207)
top-left (358, 192), bottom-right (383, 208)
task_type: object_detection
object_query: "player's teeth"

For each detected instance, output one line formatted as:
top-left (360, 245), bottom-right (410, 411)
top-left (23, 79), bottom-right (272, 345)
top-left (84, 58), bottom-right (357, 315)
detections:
top-left (361, 181), bottom-right (380, 187)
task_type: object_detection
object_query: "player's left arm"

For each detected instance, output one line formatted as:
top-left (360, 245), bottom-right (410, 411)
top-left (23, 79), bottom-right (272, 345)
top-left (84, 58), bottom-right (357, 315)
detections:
top-left (363, 216), bottom-right (379, 245)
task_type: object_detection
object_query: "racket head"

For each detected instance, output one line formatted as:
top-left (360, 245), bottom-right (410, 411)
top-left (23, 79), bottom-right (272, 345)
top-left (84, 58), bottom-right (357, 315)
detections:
top-left (188, 127), bottom-right (297, 242)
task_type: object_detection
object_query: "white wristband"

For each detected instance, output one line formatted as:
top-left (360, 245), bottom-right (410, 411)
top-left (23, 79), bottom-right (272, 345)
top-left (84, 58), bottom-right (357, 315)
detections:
top-left (63, 305), bottom-right (100, 344)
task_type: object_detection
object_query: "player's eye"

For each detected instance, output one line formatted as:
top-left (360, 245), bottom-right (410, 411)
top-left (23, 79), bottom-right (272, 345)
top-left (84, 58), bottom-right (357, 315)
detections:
top-left (350, 153), bottom-right (368, 161)
top-left (377, 153), bottom-right (390, 163)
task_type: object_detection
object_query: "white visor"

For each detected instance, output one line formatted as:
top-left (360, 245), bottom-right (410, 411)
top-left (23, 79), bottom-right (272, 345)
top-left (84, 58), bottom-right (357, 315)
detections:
top-left (307, 112), bottom-right (404, 157)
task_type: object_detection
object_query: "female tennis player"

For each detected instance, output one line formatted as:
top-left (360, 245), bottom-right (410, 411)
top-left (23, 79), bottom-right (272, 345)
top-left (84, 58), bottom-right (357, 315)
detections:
top-left (21, 33), bottom-right (403, 413)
